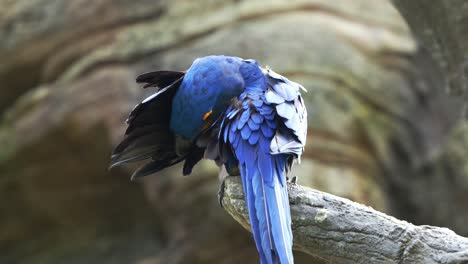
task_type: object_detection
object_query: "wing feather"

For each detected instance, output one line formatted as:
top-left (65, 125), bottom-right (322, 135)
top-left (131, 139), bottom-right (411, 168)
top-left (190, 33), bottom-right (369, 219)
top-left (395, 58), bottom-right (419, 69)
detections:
top-left (264, 69), bottom-right (307, 156)
top-left (110, 73), bottom-right (189, 177)
top-left (136, 70), bottom-right (185, 89)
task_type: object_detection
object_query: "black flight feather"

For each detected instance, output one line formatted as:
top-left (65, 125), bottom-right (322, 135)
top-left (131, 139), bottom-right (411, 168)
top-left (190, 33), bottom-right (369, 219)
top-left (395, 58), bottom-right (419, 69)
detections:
top-left (136, 70), bottom-right (185, 89)
top-left (111, 70), bottom-right (213, 178)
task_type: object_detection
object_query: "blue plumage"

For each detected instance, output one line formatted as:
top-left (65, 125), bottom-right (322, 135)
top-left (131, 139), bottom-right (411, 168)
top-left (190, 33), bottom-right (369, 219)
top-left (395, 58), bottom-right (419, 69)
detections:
top-left (111, 55), bottom-right (307, 264)
top-left (221, 61), bottom-right (301, 263)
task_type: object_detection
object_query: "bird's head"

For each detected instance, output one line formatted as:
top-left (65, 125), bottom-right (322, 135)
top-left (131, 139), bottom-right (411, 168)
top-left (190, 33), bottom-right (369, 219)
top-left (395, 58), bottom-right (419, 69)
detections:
top-left (170, 55), bottom-right (245, 140)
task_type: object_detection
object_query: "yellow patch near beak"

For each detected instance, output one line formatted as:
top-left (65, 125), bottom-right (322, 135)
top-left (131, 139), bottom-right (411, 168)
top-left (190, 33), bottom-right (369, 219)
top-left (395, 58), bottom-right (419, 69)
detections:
top-left (203, 110), bottom-right (213, 121)
top-left (202, 110), bottom-right (214, 130)
top-left (203, 119), bottom-right (215, 130)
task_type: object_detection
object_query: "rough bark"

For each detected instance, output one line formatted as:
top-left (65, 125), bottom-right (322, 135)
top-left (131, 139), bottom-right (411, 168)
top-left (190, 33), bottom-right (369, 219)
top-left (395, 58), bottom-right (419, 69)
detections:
top-left (223, 177), bottom-right (468, 264)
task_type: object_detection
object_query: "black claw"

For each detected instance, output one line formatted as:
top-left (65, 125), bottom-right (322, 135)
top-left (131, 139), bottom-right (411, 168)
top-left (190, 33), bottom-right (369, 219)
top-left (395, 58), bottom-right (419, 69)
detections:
top-left (217, 180), bottom-right (226, 208)
top-left (289, 176), bottom-right (298, 185)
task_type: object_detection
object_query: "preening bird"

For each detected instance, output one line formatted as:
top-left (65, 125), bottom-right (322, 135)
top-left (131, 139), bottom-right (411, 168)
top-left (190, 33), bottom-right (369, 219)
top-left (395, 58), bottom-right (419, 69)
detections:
top-left (110, 55), bottom-right (307, 264)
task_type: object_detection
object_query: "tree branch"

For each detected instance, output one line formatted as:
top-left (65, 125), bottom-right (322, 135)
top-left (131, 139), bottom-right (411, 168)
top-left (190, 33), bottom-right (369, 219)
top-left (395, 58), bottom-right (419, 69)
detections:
top-left (222, 177), bottom-right (468, 263)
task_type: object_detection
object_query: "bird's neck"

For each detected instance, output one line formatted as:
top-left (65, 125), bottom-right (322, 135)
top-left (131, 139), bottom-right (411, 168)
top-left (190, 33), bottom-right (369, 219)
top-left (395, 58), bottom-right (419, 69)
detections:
top-left (244, 76), bottom-right (267, 93)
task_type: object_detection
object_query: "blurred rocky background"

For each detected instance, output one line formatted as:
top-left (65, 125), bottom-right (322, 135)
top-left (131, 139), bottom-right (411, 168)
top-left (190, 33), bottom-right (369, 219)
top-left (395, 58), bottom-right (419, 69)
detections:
top-left (0, 0), bottom-right (467, 263)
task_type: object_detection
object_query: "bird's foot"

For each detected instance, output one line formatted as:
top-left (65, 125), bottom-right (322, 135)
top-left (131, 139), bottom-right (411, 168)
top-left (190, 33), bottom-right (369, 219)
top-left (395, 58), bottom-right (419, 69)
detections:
top-left (287, 175), bottom-right (298, 185)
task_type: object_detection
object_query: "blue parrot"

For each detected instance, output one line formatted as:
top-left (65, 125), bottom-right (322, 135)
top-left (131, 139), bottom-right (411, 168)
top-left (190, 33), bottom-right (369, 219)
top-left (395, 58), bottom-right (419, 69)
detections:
top-left (110, 55), bottom-right (307, 264)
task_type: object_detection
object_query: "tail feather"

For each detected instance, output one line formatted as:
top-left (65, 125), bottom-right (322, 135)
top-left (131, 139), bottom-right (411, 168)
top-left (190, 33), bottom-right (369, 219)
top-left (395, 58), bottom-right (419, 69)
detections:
top-left (240, 164), bottom-right (270, 264)
top-left (240, 152), bottom-right (294, 264)
top-left (250, 166), bottom-right (275, 264)
top-left (265, 160), bottom-right (293, 264)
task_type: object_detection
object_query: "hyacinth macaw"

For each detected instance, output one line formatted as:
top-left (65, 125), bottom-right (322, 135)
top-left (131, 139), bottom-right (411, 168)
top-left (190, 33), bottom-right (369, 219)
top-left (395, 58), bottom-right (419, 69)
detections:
top-left (110, 55), bottom-right (307, 264)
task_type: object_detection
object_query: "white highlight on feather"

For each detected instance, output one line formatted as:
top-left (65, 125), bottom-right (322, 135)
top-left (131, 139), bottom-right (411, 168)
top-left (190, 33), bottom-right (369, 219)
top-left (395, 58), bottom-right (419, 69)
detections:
top-left (263, 67), bottom-right (308, 93)
top-left (142, 85), bottom-right (171, 103)
top-left (274, 177), bottom-right (292, 261)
